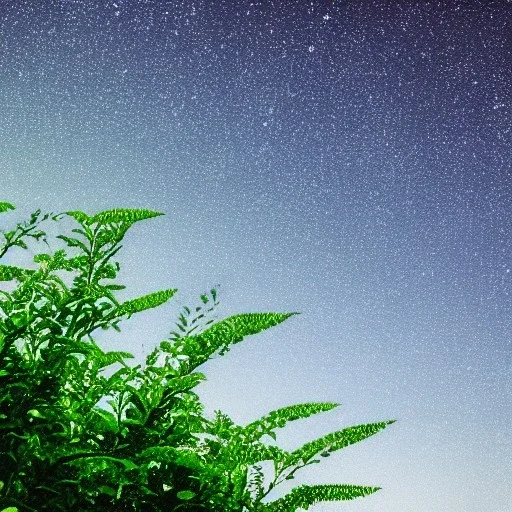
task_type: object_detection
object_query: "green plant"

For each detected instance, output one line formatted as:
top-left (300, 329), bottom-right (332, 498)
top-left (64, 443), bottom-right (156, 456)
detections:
top-left (0, 201), bottom-right (396, 512)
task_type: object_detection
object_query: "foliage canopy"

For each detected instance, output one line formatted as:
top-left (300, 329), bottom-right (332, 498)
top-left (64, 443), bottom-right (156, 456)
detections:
top-left (0, 202), bottom-right (395, 512)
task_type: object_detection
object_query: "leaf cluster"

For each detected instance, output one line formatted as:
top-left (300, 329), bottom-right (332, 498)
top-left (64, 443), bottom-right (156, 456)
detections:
top-left (0, 202), bottom-right (396, 512)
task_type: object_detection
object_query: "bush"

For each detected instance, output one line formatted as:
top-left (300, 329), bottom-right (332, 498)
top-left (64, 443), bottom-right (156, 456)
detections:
top-left (0, 202), bottom-right (396, 512)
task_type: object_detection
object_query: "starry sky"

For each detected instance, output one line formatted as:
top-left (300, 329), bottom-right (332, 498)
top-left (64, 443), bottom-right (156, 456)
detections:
top-left (1, 1), bottom-right (511, 510)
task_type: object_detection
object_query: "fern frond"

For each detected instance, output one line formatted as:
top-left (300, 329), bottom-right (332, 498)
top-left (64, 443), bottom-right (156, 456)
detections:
top-left (263, 483), bottom-right (381, 511)
top-left (64, 210), bottom-right (93, 226)
top-left (285, 420), bottom-right (396, 467)
top-left (205, 408), bottom-right (291, 465)
top-left (243, 402), bottom-right (339, 442)
top-left (90, 208), bottom-right (164, 226)
top-left (170, 312), bottom-right (300, 371)
top-left (113, 289), bottom-right (178, 318)
top-left (229, 441), bottom-right (289, 468)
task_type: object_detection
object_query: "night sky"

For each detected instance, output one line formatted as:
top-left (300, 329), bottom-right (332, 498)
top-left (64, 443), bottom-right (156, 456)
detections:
top-left (1, 1), bottom-right (511, 511)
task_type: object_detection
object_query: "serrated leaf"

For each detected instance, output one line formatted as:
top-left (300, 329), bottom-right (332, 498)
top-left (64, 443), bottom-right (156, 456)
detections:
top-left (91, 208), bottom-right (164, 225)
top-left (264, 484), bottom-right (381, 511)
top-left (285, 421), bottom-right (396, 467)
top-left (243, 402), bottom-right (339, 442)
top-left (0, 265), bottom-right (35, 281)
top-left (175, 311), bottom-right (300, 370)
top-left (64, 211), bottom-right (92, 225)
top-left (114, 289), bottom-right (178, 318)
top-left (56, 235), bottom-right (89, 253)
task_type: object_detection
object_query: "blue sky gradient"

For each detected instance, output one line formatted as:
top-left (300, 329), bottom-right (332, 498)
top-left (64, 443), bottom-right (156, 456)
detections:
top-left (1, 1), bottom-right (511, 510)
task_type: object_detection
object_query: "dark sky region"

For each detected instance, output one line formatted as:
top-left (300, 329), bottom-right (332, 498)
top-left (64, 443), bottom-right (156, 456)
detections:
top-left (1, 1), bottom-right (511, 510)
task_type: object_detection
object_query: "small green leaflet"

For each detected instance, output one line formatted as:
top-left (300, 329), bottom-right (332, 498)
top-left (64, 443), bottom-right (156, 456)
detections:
top-left (0, 202), bottom-right (15, 213)
top-left (177, 490), bottom-right (196, 500)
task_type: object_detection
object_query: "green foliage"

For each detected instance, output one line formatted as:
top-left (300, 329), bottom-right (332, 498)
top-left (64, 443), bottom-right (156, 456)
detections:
top-left (243, 403), bottom-right (340, 443)
top-left (261, 484), bottom-right (381, 511)
top-left (0, 202), bottom-right (15, 213)
top-left (0, 205), bottom-right (53, 259)
top-left (0, 201), bottom-right (396, 512)
top-left (162, 312), bottom-right (301, 374)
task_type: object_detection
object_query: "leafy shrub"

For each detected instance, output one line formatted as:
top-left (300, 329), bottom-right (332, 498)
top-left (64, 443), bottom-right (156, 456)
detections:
top-left (0, 202), bottom-right (396, 512)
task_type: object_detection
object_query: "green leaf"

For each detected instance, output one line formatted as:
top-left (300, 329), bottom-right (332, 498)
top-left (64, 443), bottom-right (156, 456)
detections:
top-left (164, 372), bottom-right (206, 397)
top-left (174, 311), bottom-right (300, 370)
top-left (137, 446), bottom-right (205, 473)
top-left (90, 208), bottom-right (164, 225)
top-left (100, 455), bottom-right (139, 470)
top-left (64, 210), bottom-right (92, 226)
top-left (71, 227), bottom-right (89, 238)
top-left (113, 289), bottom-right (178, 318)
top-left (90, 408), bottom-right (119, 433)
top-left (59, 453), bottom-right (138, 470)
top-left (0, 202), bottom-right (15, 213)
top-left (167, 287), bottom-right (221, 344)
top-left (1, 507), bottom-right (19, 512)
top-left (177, 490), bottom-right (196, 500)
top-left (98, 485), bottom-right (117, 497)
top-left (285, 420), bottom-right (396, 467)
top-left (96, 350), bottom-right (134, 368)
top-left (267, 431), bottom-right (277, 441)
top-left (243, 402), bottom-right (339, 442)
top-left (0, 264), bottom-right (35, 281)
top-left (33, 253), bottom-right (52, 264)
top-left (264, 484), bottom-right (381, 511)
top-left (56, 235), bottom-right (90, 253)
top-left (105, 284), bottom-right (126, 290)
top-left (13, 239), bottom-right (28, 249)
top-left (27, 409), bottom-right (46, 419)
top-left (125, 385), bottom-right (148, 417)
